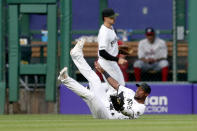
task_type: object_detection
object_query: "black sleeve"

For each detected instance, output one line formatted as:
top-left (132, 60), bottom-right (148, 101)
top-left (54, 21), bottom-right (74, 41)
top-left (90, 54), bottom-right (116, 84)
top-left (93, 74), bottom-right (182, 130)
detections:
top-left (99, 50), bottom-right (119, 62)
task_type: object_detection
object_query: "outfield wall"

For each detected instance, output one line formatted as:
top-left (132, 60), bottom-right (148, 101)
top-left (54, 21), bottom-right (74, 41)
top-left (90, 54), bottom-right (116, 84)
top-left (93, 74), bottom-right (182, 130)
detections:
top-left (60, 83), bottom-right (196, 114)
top-left (194, 84), bottom-right (197, 114)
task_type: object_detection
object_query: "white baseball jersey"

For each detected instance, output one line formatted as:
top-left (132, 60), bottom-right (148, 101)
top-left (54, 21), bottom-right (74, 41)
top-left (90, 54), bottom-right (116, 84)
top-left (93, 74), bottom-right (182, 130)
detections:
top-left (98, 24), bottom-right (119, 58)
top-left (107, 86), bottom-right (146, 119)
top-left (138, 37), bottom-right (167, 60)
top-left (97, 24), bottom-right (125, 86)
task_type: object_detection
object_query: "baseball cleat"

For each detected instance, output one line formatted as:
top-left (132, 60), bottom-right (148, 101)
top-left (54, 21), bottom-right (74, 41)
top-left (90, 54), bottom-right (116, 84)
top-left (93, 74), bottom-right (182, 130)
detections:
top-left (70, 38), bottom-right (85, 56)
top-left (58, 67), bottom-right (68, 81)
top-left (77, 38), bottom-right (85, 49)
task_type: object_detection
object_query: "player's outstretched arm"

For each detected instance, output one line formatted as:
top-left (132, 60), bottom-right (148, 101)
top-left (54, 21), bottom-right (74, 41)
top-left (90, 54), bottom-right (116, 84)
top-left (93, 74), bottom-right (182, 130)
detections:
top-left (94, 61), bottom-right (119, 90)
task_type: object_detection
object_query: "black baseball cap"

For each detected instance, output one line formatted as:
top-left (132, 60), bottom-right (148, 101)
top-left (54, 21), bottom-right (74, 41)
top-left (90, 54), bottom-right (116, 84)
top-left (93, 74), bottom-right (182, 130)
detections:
top-left (136, 83), bottom-right (151, 94)
top-left (102, 8), bottom-right (119, 19)
top-left (145, 27), bottom-right (155, 36)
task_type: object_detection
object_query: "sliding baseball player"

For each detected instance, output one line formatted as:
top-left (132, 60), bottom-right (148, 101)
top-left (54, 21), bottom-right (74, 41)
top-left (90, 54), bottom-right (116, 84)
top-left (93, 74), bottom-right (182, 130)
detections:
top-left (58, 39), bottom-right (151, 119)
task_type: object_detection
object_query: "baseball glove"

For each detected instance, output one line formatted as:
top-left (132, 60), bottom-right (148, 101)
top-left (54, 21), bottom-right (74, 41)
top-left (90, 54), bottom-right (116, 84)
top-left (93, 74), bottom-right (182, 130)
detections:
top-left (119, 44), bottom-right (133, 55)
top-left (110, 91), bottom-right (124, 111)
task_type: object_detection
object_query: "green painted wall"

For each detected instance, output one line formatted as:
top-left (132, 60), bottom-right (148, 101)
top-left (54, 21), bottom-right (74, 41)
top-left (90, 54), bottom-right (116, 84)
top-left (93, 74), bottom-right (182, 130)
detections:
top-left (188, 0), bottom-right (197, 82)
top-left (0, 0), bottom-right (6, 114)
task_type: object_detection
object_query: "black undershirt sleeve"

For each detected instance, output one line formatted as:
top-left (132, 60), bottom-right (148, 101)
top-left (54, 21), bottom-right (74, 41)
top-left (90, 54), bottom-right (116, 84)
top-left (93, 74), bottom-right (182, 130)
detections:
top-left (99, 50), bottom-right (119, 62)
top-left (103, 70), bottom-right (111, 79)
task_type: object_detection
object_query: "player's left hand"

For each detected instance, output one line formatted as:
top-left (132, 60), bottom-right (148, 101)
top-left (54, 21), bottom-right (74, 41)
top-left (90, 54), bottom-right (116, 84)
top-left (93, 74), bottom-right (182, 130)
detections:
top-left (110, 92), bottom-right (125, 111)
top-left (118, 58), bottom-right (127, 65)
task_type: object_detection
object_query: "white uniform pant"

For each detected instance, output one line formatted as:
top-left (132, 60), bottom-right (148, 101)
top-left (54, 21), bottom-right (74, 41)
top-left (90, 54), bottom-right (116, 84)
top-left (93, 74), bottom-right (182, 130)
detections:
top-left (98, 58), bottom-right (125, 86)
top-left (133, 59), bottom-right (168, 71)
top-left (61, 51), bottom-right (112, 119)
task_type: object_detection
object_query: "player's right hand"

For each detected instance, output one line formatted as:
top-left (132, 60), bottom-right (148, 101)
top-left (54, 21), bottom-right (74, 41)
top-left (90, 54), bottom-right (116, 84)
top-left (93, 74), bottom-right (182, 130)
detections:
top-left (118, 58), bottom-right (127, 65)
top-left (94, 61), bottom-right (104, 73)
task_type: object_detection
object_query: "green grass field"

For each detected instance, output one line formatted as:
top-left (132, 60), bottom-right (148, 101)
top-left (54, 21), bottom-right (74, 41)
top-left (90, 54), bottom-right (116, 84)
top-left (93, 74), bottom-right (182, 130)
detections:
top-left (0, 114), bottom-right (197, 131)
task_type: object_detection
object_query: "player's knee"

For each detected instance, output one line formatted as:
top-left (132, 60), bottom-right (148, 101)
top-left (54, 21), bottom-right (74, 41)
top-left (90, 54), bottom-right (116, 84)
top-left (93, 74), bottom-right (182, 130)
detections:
top-left (159, 60), bottom-right (169, 68)
top-left (133, 60), bottom-right (143, 68)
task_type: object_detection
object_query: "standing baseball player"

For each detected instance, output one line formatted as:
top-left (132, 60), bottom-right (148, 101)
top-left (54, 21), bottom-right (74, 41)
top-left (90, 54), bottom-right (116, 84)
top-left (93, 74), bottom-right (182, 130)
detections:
top-left (133, 27), bottom-right (169, 81)
top-left (58, 39), bottom-right (151, 119)
top-left (97, 8), bottom-right (127, 86)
